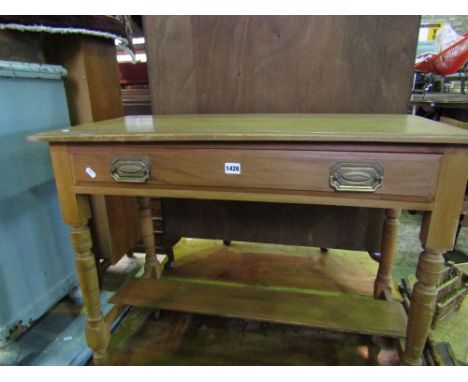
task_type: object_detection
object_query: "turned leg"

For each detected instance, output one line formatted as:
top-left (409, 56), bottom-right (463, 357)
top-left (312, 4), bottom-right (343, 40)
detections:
top-left (138, 197), bottom-right (162, 279)
top-left (402, 153), bottom-right (467, 365)
top-left (49, 146), bottom-right (111, 365)
top-left (374, 209), bottom-right (401, 299)
top-left (402, 247), bottom-right (444, 365)
top-left (70, 222), bottom-right (110, 365)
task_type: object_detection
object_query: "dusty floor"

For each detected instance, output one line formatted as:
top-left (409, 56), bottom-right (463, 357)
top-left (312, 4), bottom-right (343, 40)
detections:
top-left (107, 309), bottom-right (400, 366)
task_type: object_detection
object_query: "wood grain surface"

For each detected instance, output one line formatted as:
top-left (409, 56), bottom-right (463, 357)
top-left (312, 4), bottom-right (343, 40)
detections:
top-left (160, 200), bottom-right (384, 252)
top-left (68, 144), bottom-right (441, 200)
top-left (143, 16), bottom-right (420, 115)
top-left (28, 114), bottom-right (468, 145)
top-left (110, 278), bottom-right (407, 337)
top-left (44, 35), bottom-right (123, 124)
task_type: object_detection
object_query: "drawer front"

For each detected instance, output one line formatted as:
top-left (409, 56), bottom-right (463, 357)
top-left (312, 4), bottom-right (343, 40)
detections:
top-left (70, 146), bottom-right (441, 200)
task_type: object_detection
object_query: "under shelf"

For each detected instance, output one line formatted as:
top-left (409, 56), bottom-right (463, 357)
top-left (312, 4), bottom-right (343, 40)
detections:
top-left (110, 278), bottom-right (407, 338)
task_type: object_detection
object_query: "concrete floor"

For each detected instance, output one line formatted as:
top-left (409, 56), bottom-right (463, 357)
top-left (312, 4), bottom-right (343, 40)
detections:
top-left (5, 210), bottom-right (467, 366)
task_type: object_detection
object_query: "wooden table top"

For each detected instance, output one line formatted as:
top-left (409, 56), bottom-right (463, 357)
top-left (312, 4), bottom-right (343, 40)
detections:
top-left (28, 114), bottom-right (468, 145)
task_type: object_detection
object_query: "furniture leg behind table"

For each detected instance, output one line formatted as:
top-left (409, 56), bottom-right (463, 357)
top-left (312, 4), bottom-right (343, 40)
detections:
top-left (403, 152), bottom-right (468, 365)
top-left (374, 208), bottom-right (401, 299)
top-left (138, 197), bottom-right (162, 279)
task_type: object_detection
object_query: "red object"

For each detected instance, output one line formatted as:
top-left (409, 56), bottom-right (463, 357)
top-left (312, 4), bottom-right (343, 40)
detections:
top-left (415, 34), bottom-right (468, 76)
top-left (119, 62), bottom-right (149, 86)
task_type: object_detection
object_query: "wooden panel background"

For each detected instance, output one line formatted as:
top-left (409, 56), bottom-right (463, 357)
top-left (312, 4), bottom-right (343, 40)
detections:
top-left (144, 15), bottom-right (420, 114)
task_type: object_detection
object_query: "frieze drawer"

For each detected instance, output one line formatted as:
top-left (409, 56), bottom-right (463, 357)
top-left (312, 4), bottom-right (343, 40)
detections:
top-left (69, 145), bottom-right (441, 200)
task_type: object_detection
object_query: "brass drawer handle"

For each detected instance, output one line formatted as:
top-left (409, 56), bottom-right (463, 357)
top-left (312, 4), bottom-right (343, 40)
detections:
top-left (111, 156), bottom-right (151, 183)
top-left (330, 161), bottom-right (384, 192)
